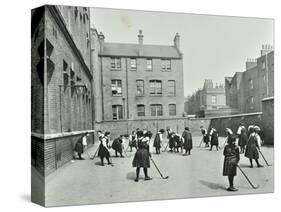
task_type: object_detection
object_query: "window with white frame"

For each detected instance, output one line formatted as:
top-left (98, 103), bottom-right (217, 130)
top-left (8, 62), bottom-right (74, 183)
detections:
top-left (169, 104), bottom-right (176, 116)
top-left (249, 79), bottom-right (253, 89)
top-left (130, 58), bottom-right (137, 71)
top-left (151, 104), bottom-right (163, 116)
top-left (168, 80), bottom-right (176, 96)
top-left (250, 96), bottom-right (254, 104)
top-left (136, 80), bottom-right (144, 96)
top-left (263, 74), bottom-right (266, 82)
top-left (110, 57), bottom-right (121, 70)
top-left (111, 80), bottom-right (122, 96)
top-left (161, 59), bottom-right (171, 72)
top-left (146, 59), bottom-right (152, 71)
top-left (149, 80), bottom-right (162, 96)
top-left (112, 105), bottom-right (123, 120)
top-left (137, 105), bottom-right (145, 116)
top-left (262, 60), bottom-right (266, 69)
top-left (211, 95), bottom-right (217, 105)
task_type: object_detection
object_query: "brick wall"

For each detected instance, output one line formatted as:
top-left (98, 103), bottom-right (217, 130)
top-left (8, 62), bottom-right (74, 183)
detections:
top-left (44, 7), bottom-right (92, 134)
top-left (32, 132), bottom-right (94, 176)
top-left (209, 113), bottom-right (263, 137)
top-left (95, 118), bottom-right (210, 140)
top-left (31, 7), bottom-right (45, 134)
top-left (262, 98), bottom-right (274, 145)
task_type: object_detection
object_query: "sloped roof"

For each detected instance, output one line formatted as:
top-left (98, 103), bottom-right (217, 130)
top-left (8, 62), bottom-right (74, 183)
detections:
top-left (99, 42), bottom-right (182, 59)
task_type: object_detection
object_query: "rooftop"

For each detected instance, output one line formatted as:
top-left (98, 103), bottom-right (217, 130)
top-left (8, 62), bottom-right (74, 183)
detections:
top-left (99, 42), bottom-right (182, 59)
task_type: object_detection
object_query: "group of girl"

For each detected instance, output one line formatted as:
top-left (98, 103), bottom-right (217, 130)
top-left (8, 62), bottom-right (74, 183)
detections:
top-left (165, 127), bottom-right (193, 155)
top-left (223, 123), bottom-right (263, 192)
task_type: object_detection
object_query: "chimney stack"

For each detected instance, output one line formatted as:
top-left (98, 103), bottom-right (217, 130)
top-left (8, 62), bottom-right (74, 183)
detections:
top-left (261, 44), bottom-right (273, 56)
top-left (138, 30), bottom-right (144, 56)
top-left (246, 58), bottom-right (257, 70)
top-left (174, 33), bottom-right (180, 50)
top-left (98, 32), bottom-right (105, 50)
top-left (138, 30), bottom-right (144, 45)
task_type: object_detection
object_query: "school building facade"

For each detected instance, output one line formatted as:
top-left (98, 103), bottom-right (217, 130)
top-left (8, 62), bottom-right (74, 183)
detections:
top-left (31, 5), bottom-right (94, 176)
top-left (91, 30), bottom-right (185, 123)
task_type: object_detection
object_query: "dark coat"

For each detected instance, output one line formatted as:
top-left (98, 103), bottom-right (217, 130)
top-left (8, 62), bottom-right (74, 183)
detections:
top-left (223, 144), bottom-right (240, 176)
top-left (132, 138), bottom-right (150, 168)
top-left (245, 134), bottom-right (259, 159)
top-left (210, 131), bottom-right (219, 145)
top-left (153, 133), bottom-right (161, 148)
top-left (182, 130), bottom-right (193, 150)
top-left (112, 137), bottom-right (123, 153)
top-left (74, 138), bottom-right (83, 154)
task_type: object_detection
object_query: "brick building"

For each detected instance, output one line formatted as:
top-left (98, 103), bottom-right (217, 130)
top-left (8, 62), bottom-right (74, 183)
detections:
top-left (225, 45), bottom-right (274, 113)
top-left (91, 30), bottom-right (184, 123)
top-left (31, 5), bottom-right (94, 176)
top-left (186, 80), bottom-right (230, 117)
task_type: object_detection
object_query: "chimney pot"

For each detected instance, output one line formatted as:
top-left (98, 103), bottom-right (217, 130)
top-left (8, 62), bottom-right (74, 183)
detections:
top-left (174, 32), bottom-right (180, 50)
top-left (138, 29), bottom-right (144, 45)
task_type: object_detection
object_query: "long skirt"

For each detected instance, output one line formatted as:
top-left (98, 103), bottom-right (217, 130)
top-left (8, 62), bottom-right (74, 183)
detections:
top-left (210, 136), bottom-right (218, 145)
top-left (112, 140), bottom-right (122, 154)
top-left (132, 148), bottom-right (150, 168)
top-left (203, 135), bottom-right (209, 144)
top-left (223, 156), bottom-right (237, 176)
top-left (98, 144), bottom-right (110, 158)
top-left (183, 139), bottom-right (192, 150)
top-left (245, 144), bottom-right (259, 159)
top-left (129, 140), bottom-right (137, 148)
top-left (169, 138), bottom-right (175, 149)
top-left (153, 139), bottom-right (161, 149)
top-left (238, 135), bottom-right (247, 147)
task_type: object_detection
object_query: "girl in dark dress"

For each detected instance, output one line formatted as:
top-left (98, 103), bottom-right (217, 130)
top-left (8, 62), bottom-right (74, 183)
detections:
top-left (153, 129), bottom-right (165, 154)
top-left (210, 128), bottom-right (219, 151)
top-left (132, 131), bottom-right (152, 182)
top-left (245, 127), bottom-right (263, 168)
top-left (112, 135), bottom-right (124, 157)
top-left (200, 126), bottom-right (209, 147)
top-left (74, 137), bottom-right (84, 160)
top-left (238, 127), bottom-right (247, 153)
top-left (223, 134), bottom-right (240, 191)
top-left (182, 127), bottom-right (193, 155)
top-left (174, 133), bottom-right (183, 153)
top-left (98, 131), bottom-right (111, 166)
top-left (129, 130), bottom-right (138, 152)
top-left (167, 129), bottom-right (175, 152)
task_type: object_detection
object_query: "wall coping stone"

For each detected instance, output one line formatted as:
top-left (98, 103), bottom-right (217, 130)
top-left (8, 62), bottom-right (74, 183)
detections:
top-left (31, 130), bottom-right (95, 140)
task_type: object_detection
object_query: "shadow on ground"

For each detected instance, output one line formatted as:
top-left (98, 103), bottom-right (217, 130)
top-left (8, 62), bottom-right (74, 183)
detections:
top-left (200, 180), bottom-right (226, 190)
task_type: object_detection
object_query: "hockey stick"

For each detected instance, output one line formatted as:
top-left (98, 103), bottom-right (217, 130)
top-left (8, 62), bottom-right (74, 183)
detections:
top-left (198, 137), bottom-right (203, 148)
top-left (237, 165), bottom-right (259, 189)
top-left (90, 146), bottom-right (100, 160)
top-left (221, 137), bottom-right (228, 149)
top-left (163, 140), bottom-right (169, 152)
top-left (258, 149), bottom-right (271, 166)
top-left (150, 157), bottom-right (169, 179)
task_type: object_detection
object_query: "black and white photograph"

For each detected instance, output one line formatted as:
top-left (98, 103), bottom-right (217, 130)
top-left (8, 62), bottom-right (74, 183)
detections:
top-left (31, 4), bottom-right (274, 207)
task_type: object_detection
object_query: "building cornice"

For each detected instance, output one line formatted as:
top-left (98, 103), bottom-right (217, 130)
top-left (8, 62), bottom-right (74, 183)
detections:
top-left (98, 54), bottom-right (182, 60)
top-left (47, 5), bottom-right (92, 80)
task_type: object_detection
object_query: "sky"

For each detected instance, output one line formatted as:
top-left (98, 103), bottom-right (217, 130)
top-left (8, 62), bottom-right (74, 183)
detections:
top-left (90, 8), bottom-right (273, 96)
